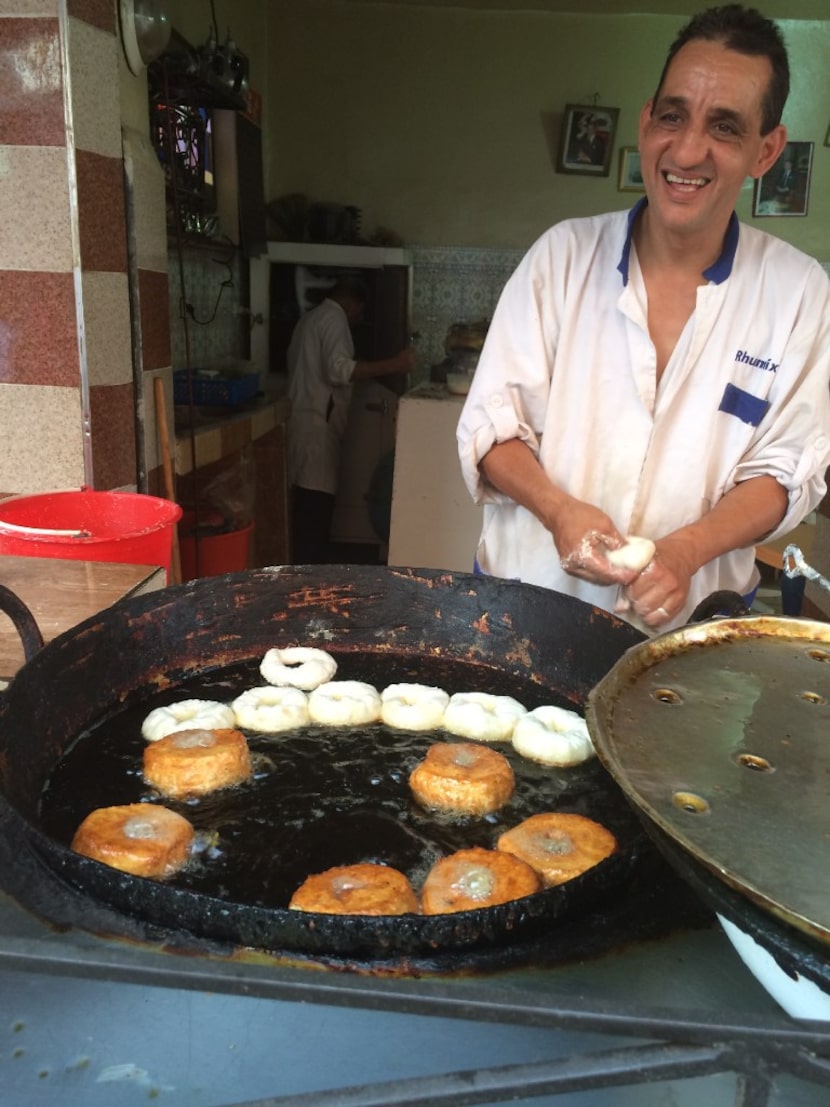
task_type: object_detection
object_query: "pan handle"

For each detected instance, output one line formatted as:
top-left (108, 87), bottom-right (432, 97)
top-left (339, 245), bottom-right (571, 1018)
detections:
top-left (0, 583), bottom-right (45, 671)
top-left (689, 590), bottom-right (751, 624)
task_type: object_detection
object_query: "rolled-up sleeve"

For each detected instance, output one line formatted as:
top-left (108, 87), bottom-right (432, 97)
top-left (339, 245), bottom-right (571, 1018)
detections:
top-left (317, 306), bottom-right (356, 386)
top-left (731, 271), bottom-right (830, 538)
top-left (457, 242), bottom-right (560, 504)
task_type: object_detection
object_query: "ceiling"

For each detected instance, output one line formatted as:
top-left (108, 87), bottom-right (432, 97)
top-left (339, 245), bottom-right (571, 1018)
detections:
top-left (361, 0), bottom-right (828, 19)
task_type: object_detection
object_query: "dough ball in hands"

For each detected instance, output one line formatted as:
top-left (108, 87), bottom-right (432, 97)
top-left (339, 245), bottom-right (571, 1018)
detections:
top-left (409, 742), bottom-right (515, 816)
top-left (420, 847), bottom-right (541, 914)
top-left (496, 812), bottom-right (616, 887)
top-left (289, 863), bottom-right (419, 916)
top-left (71, 803), bottom-right (195, 879)
top-left (143, 727), bottom-right (252, 799)
top-left (511, 705), bottom-right (595, 767)
top-left (441, 692), bottom-right (526, 742)
top-left (605, 536), bottom-right (655, 573)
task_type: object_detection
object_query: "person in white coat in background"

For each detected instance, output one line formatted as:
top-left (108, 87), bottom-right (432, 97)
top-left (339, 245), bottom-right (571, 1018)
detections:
top-left (287, 275), bottom-right (415, 563)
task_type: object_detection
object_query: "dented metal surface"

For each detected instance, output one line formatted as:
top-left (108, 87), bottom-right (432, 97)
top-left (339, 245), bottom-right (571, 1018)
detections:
top-left (587, 614), bottom-right (830, 947)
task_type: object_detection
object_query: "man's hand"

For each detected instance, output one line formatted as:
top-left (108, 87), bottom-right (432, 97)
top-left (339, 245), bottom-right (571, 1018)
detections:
top-left (554, 504), bottom-right (639, 586)
top-left (619, 535), bottom-right (696, 627)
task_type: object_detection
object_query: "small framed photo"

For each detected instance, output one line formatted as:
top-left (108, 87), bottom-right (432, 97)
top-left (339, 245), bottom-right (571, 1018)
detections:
top-left (556, 105), bottom-right (619, 177)
top-left (618, 147), bottom-right (645, 192)
top-left (753, 141), bottom-right (814, 217)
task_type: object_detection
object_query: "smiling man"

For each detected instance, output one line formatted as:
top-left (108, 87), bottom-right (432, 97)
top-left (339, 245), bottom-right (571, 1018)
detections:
top-left (457, 4), bottom-right (830, 633)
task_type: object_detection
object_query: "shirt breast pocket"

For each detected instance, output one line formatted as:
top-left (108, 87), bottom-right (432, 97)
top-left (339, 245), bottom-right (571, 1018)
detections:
top-left (717, 383), bottom-right (770, 428)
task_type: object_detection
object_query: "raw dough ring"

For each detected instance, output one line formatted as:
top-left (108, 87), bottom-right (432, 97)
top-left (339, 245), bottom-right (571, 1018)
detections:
top-left (141, 699), bottom-right (236, 743)
top-left (232, 686), bottom-right (309, 733)
top-left (441, 691), bottom-right (527, 743)
top-left (511, 705), bottom-right (595, 767)
top-left (260, 647), bottom-right (337, 691)
top-left (606, 535), bottom-right (655, 572)
top-left (307, 680), bottom-right (382, 726)
top-left (381, 683), bottom-right (449, 731)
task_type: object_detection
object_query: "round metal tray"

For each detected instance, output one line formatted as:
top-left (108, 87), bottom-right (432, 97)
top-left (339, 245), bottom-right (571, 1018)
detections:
top-left (586, 615), bottom-right (830, 946)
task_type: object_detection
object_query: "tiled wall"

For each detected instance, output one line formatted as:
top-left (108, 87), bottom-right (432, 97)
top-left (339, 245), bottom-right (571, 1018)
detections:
top-left (0, 2), bottom-right (172, 499)
top-left (0, 1), bottom-right (149, 496)
top-left (168, 246), bottom-right (246, 371)
top-left (409, 245), bottom-right (523, 383)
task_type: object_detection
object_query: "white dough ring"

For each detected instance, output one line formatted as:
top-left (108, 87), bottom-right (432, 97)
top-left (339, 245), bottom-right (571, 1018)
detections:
top-left (606, 535), bottom-right (655, 573)
top-left (381, 683), bottom-right (450, 731)
top-left (232, 686), bottom-right (309, 733)
top-left (441, 692), bottom-right (527, 743)
top-left (260, 647), bottom-right (338, 690)
top-left (308, 680), bottom-right (382, 726)
top-left (141, 699), bottom-right (235, 743)
top-left (511, 704), bottom-right (595, 767)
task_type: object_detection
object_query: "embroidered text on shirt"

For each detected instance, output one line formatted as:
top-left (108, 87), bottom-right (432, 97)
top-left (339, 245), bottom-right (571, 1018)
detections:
top-left (734, 349), bottom-right (778, 372)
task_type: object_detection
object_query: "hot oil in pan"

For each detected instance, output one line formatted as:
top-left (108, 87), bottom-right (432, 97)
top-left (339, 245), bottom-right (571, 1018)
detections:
top-left (38, 653), bottom-right (638, 909)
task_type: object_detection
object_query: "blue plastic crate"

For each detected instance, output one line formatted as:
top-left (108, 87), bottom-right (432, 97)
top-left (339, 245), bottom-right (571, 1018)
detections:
top-left (173, 369), bottom-right (260, 408)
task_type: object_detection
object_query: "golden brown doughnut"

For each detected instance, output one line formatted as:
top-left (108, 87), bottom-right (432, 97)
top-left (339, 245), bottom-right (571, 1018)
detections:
top-left (420, 846), bottom-right (541, 914)
top-left (496, 812), bottom-right (617, 886)
top-left (71, 803), bottom-right (195, 879)
top-left (143, 727), bottom-right (252, 799)
top-left (409, 742), bottom-right (515, 816)
top-left (288, 863), bottom-right (419, 916)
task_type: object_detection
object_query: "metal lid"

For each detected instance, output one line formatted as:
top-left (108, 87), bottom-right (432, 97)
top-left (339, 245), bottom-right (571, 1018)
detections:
top-left (586, 616), bottom-right (830, 945)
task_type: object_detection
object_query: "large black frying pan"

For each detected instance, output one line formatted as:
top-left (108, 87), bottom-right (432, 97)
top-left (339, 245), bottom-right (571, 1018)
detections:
top-left (0, 566), bottom-right (648, 959)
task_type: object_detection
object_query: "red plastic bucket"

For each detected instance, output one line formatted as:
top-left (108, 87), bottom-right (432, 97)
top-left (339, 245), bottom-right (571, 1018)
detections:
top-left (178, 515), bottom-right (253, 581)
top-left (0, 490), bottom-right (182, 579)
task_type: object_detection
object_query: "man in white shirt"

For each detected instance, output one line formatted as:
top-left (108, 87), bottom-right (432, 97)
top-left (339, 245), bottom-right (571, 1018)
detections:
top-left (287, 276), bottom-right (415, 562)
top-left (457, 4), bottom-right (830, 632)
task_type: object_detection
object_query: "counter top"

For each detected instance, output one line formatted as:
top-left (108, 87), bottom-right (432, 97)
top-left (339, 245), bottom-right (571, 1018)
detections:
top-left (175, 388), bottom-right (290, 475)
top-left (405, 382), bottom-right (467, 401)
top-left (0, 556), bottom-right (164, 681)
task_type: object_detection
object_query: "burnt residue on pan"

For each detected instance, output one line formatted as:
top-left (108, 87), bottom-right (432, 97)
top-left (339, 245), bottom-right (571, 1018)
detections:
top-left (37, 653), bottom-right (641, 915)
top-left (0, 566), bottom-right (653, 959)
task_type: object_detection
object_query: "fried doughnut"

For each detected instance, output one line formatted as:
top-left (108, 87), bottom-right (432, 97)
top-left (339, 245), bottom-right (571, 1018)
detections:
top-left (606, 535), bottom-right (655, 572)
top-left (409, 742), bottom-right (515, 816)
top-left (232, 685), bottom-right (309, 733)
top-left (441, 691), bottom-right (527, 742)
top-left (260, 646), bottom-right (337, 690)
top-left (420, 846), bottom-right (541, 914)
top-left (381, 683), bottom-right (450, 731)
top-left (511, 705), bottom-right (595, 767)
top-left (289, 863), bottom-right (419, 916)
top-left (143, 727), bottom-right (252, 799)
top-left (141, 699), bottom-right (235, 743)
top-left (71, 803), bottom-right (194, 879)
top-left (307, 680), bottom-right (381, 726)
top-left (496, 812), bottom-right (617, 887)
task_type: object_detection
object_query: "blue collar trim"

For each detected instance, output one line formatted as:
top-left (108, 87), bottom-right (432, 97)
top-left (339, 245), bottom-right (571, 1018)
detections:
top-left (616, 200), bottom-right (740, 286)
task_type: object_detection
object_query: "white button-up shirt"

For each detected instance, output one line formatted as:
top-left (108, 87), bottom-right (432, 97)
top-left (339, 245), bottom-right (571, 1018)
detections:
top-left (457, 204), bottom-right (830, 630)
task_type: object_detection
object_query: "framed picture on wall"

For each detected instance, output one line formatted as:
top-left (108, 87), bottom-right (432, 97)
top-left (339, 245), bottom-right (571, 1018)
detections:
top-left (618, 147), bottom-right (645, 192)
top-left (753, 141), bottom-right (814, 217)
top-left (556, 105), bottom-right (619, 177)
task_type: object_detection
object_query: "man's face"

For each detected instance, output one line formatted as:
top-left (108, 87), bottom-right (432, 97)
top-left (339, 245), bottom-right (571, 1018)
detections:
top-left (638, 39), bottom-right (786, 239)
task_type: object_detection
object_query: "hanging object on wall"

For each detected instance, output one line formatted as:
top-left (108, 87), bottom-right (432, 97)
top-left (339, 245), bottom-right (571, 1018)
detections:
top-left (556, 103), bottom-right (619, 178)
top-left (119, 0), bottom-right (172, 77)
